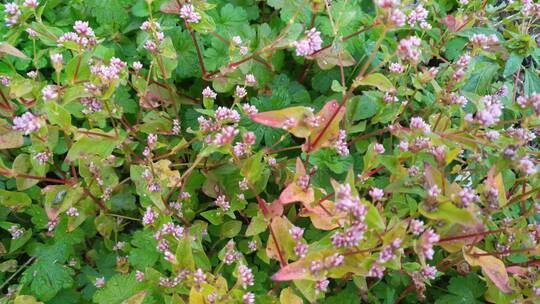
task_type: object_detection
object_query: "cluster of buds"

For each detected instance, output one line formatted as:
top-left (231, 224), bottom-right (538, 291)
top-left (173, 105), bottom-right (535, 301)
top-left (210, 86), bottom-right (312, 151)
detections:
top-left (466, 95), bottom-right (503, 127)
top-left (233, 131), bottom-right (256, 157)
top-left (58, 21), bottom-right (97, 48)
top-left (12, 112), bottom-right (41, 135)
top-left (421, 229), bottom-right (440, 260)
top-left (237, 264), bottom-right (255, 289)
top-left (335, 129), bottom-right (349, 156)
top-left (140, 20), bottom-right (165, 53)
top-left (294, 28), bottom-right (323, 57)
top-left (4, 2), bottom-right (23, 27)
top-left (289, 226), bottom-right (309, 258)
top-left (142, 206), bottom-right (158, 226)
top-left (397, 36), bottom-right (422, 63)
top-left (517, 93), bottom-right (540, 115)
top-left (309, 253), bottom-right (345, 276)
top-left (90, 57), bottom-right (127, 84)
top-left (214, 195), bottom-right (230, 212)
top-left (407, 5), bottom-right (430, 29)
top-left (80, 97), bottom-right (103, 114)
top-left (224, 240), bottom-right (242, 264)
top-left (469, 34), bottom-right (499, 51)
top-left (180, 4), bottom-right (201, 24)
top-left (232, 36), bottom-right (249, 56)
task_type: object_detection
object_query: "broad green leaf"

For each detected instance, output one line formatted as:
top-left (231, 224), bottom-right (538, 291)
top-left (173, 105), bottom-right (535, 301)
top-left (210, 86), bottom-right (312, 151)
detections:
top-left (0, 120), bottom-right (24, 149)
top-left (0, 189), bottom-right (31, 211)
top-left (352, 73), bottom-right (394, 92)
top-left (280, 288), bottom-right (303, 304)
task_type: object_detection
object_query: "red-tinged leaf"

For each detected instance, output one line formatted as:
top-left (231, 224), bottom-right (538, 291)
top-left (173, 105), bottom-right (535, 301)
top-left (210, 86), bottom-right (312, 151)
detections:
top-left (266, 216), bottom-right (296, 262)
top-left (160, 0), bottom-right (180, 14)
top-left (267, 200), bottom-right (284, 217)
top-left (272, 258), bottom-right (311, 281)
top-left (300, 200), bottom-right (346, 230)
top-left (463, 247), bottom-right (513, 294)
top-left (438, 222), bottom-right (486, 253)
top-left (250, 106), bottom-right (314, 138)
top-left (485, 167), bottom-right (506, 207)
top-left (279, 158), bottom-right (314, 205)
top-left (506, 266), bottom-right (527, 276)
top-left (305, 99), bottom-right (345, 152)
top-left (0, 43), bottom-right (29, 59)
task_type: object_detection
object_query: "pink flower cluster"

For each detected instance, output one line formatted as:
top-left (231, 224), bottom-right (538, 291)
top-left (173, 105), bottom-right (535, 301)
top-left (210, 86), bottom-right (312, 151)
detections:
top-left (13, 112), bottom-right (41, 135)
top-left (58, 21), bottom-right (97, 48)
top-left (294, 28), bottom-right (323, 57)
top-left (397, 36), bottom-right (422, 62)
top-left (408, 5), bottom-right (430, 29)
top-left (4, 2), bottom-right (21, 27)
top-left (421, 229), bottom-right (440, 260)
top-left (289, 226), bottom-right (309, 258)
top-left (180, 4), bottom-right (201, 24)
top-left (472, 95), bottom-right (503, 127)
top-left (335, 129), bottom-right (349, 156)
top-left (238, 264), bottom-right (254, 289)
top-left (90, 57), bottom-right (127, 84)
top-left (470, 34), bottom-right (499, 50)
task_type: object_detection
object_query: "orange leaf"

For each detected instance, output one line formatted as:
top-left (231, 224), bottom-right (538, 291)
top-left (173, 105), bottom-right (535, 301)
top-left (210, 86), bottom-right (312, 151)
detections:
top-left (305, 99), bottom-right (345, 152)
top-left (250, 106), bottom-right (314, 138)
top-left (463, 247), bottom-right (513, 294)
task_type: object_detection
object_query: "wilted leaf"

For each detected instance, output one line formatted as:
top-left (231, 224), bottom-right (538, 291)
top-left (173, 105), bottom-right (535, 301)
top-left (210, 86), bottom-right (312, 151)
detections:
top-left (463, 247), bottom-right (512, 294)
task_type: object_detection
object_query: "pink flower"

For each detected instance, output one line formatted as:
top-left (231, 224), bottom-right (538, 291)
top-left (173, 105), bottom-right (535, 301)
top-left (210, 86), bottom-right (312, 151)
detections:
top-left (42, 85), bottom-right (58, 101)
top-left (410, 219), bottom-right (424, 235)
top-left (95, 277), bottom-right (105, 288)
top-left (215, 195), bottom-right (230, 211)
top-left (180, 4), bottom-right (201, 24)
top-left (245, 74), bottom-right (257, 86)
top-left (23, 0), bottom-right (38, 9)
top-left (410, 116), bottom-right (431, 134)
top-left (294, 28), bottom-right (322, 57)
top-left (459, 187), bottom-right (478, 207)
top-left (369, 187), bottom-right (384, 201)
top-left (235, 86), bottom-right (247, 98)
top-left (335, 129), bottom-right (349, 156)
top-left (397, 36), bottom-right (422, 62)
top-left (66, 207), bottom-right (79, 217)
top-left (202, 86), bottom-right (217, 99)
top-left (13, 112), bottom-right (41, 135)
top-left (374, 143), bottom-right (385, 154)
top-left (238, 264), bottom-right (254, 289)
top-left (133, 61), bottom-right (143, 71)
top-left (389, 62), bottom-right (405, 73)
top-left (74, 20), bottom-right (94, 37)
top-left (242, 103), bottom-right (258, 115)
top-left (243, 292), bottom-right (255, 304)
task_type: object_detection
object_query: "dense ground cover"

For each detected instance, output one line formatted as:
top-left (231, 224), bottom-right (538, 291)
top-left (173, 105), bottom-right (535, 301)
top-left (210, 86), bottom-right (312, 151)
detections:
top-left (1, 0), bottom-right (540, 303)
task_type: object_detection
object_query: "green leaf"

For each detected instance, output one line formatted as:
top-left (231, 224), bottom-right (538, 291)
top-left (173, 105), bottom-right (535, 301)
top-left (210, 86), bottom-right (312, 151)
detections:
top-left (21, 243), bottom-right (75, 301)
top-left (0, 189), bottom-right (31, 211)
top-left (220, 220), bottom-right (242, 238)
top-left (66, 130), bottom-right (124, 162)
top-left (419, 202), bottom-right (474, 225)
top-left (524, 68), bottom-right (540, 96)
top-left (350, 95), bottom-right (380, 121)
top-left (503, 53), bottom-right (523, 78)
top-left (0, 120), bottom-right (24, 150)
top-left (352, 73), bottom-right (394, 92)
top-left (176, 235), bottom-right (195, 271)
top-left (44, 102), bottom-right (72, 131)
top-left (246, 213), bottom-right (267, 236)
top-left (93, 273), bottom-right (145, 304)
